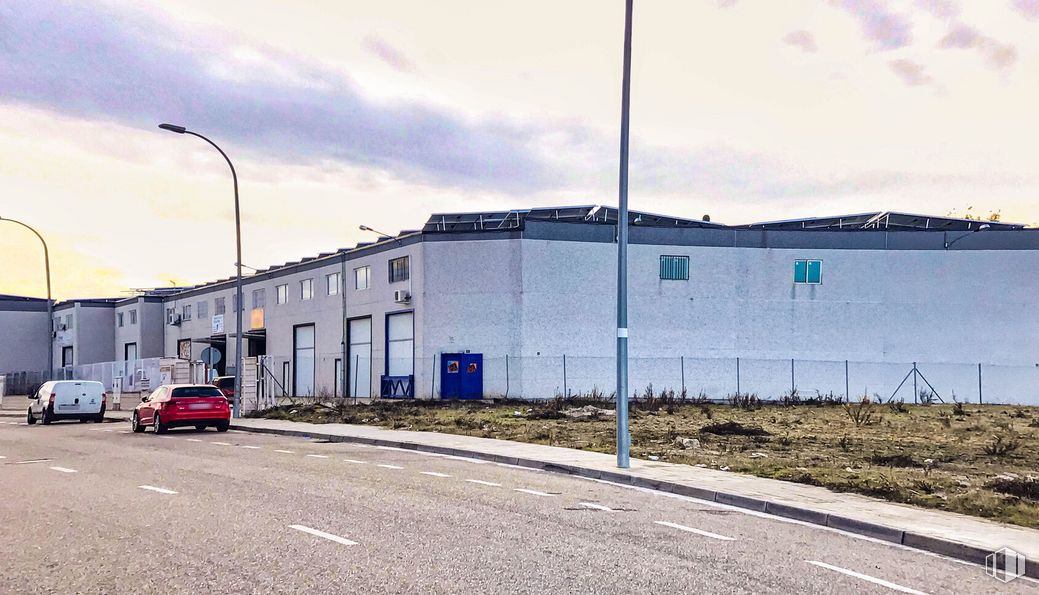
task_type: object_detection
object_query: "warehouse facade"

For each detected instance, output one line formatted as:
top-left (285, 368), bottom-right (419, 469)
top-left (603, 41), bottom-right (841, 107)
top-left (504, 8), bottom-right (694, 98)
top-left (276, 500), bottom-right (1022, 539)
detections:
top-left (3, 206), bottom-right (1038, 404)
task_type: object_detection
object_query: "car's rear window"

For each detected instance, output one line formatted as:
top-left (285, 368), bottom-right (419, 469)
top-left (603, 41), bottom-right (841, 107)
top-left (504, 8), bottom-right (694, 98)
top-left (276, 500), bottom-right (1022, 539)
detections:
top-left (171, 387), bottom-right (225, 398)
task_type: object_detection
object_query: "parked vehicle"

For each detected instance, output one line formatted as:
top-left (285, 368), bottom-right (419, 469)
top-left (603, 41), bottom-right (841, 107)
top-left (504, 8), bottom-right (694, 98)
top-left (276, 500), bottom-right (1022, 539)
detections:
top-left (212, 376), bottom-right (235, 401)
top-left (131, 384), bottom-right (231, 434)
top-left (27, 381), bottom-right (106, 425)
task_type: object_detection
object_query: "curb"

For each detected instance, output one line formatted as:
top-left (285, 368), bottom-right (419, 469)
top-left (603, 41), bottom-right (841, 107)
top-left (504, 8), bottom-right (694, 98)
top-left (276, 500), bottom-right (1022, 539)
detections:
top-left (230, 421), bottom-right (1035, 579)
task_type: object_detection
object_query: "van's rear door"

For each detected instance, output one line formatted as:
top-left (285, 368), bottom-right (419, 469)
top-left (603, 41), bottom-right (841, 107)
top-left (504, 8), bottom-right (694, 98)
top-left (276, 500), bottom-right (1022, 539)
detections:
top-left (53, 382), bottom-right (104, 415)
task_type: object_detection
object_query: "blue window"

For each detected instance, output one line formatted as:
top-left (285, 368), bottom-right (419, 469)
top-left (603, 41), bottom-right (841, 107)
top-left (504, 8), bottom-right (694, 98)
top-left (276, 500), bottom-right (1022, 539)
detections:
top-left (659, 255), bottom-right (689, 280)
top-left (794, 259), bottom-right (822, 284)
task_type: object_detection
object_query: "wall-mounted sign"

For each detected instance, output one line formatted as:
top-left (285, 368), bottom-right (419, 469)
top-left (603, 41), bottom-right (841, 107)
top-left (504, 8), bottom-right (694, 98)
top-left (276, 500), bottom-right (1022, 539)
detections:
top-left (250, 308), bottom-right (264, 330)
top-left (212, 314), bottom-right (224, 334)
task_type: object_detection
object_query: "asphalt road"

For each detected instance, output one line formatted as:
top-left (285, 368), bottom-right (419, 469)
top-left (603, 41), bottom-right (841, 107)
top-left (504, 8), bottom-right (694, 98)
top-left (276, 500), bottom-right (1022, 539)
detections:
top-left (0, 418), bottom-right (1033, 594)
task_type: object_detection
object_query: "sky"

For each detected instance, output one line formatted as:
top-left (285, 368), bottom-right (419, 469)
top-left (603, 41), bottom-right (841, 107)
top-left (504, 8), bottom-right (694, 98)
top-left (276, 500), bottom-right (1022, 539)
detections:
top-left (2, 0), bottom-right (1039, 299)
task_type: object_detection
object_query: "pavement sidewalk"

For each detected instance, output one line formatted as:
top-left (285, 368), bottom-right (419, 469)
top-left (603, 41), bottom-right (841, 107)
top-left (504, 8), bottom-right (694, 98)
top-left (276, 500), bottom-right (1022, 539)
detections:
top-left (229, 416), bottom-right (1038, 577)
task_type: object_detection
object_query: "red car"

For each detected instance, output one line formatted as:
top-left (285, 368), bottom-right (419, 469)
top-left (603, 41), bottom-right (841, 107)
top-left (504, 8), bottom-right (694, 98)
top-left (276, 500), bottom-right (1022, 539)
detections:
top-left (212, 376), bottom-right (235, 401)
top-left (131, 384), bottom-right (231, 434)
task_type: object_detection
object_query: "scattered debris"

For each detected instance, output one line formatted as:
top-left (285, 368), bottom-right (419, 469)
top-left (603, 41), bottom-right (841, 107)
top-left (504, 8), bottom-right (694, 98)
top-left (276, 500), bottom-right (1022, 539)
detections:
top-left (562, 405), bottom-right (615, 420)
top-left (750, 452), bottom-right (768, 459)
top-left (674, 437), bottom-right (701, 450)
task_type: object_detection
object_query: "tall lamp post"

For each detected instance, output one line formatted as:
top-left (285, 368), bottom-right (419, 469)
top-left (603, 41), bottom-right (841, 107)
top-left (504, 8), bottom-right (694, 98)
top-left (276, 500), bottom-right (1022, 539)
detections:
top-left (615, 0), bottom-right (634, 469)
top-left (158, 123), bottom-right (244, 418)
top-left (0, 217), bottom-right (53, 381)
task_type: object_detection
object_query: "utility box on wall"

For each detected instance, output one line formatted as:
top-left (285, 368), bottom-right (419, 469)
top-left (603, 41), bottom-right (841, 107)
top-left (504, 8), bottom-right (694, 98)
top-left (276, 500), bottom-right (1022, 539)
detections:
top-left (440, 353), bottom-right (483, 400)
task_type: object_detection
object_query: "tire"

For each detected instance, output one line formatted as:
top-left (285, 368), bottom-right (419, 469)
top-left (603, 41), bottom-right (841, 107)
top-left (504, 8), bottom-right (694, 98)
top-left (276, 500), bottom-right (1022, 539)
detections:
top-left (153, 413), bottom-right (167, 434)
top-left (194, 425), bottom-right (207, 432)
top-left (79, 418), bottom-right (89, 423)
top-left (131, 412), bottom-right (145, 433)
top-left (41, 407), bottom-right (53, 425)
top-left (26, 408), bottom-right (36, 425)
top-left (95, 406), bottom-right (106, 423)
top-left (215, 421), bottom-right (229, 433)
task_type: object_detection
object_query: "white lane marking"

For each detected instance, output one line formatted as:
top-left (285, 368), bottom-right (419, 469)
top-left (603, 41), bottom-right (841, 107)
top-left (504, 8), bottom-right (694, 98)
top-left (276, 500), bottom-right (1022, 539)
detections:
top-left (420, 471), bottom-right (451, 477)
top-left (49, 466), bottom-right (77, 473)
top-left (240, 445), bottom-right (261, 449)
top-left (465, 479), bottom-right (502, 487)
top-left (138, 485), bottom-right (178, 495)
top-left (343, 459), bottom-right (367, 464)
top-left (274, 449), bottom-right (295, 454)
top-left (211, 441), bottom-right (233, 446)
top-left (288, 524), bottom-right (358, 546)
top-left (186, 438), bottom-right (203, 443)
top-left (655, 521), bottom-right (735, 541)
top-left (0, 456), bottom-right (5, 459)
top-left (118, 431), bottom-right (130, 434)
top-left (514, 488), bottom-right (555, 497)
top-left (306, 454), bottom-right (329, 459)
top-left (806, 561), bottom-right (929, 595)
top-left (103, 429), bottom-right (115, 432)
top-left (14, 459), bottom-right (49, 464)
top-left (377, 464), bottom-right (403, 469)
top-left (579, 502), bottom-right (614, 511)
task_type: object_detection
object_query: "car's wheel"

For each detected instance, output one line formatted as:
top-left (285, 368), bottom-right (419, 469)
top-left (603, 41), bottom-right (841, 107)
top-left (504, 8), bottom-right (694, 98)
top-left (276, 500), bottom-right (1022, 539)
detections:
top-left (153, 413), bottom-right (168, 434)
top-left (41, 407), bottom-right (52, 425)
top-left (215, 421), bottom-right (229, 432)
top-left (26, 408), bottom-right (36, 425)
top-left (194, 425), bottom-right (206, 432)
top-left (79, 418), bottom-right (89, 423)
top-left (96, 406), bottom-right (106, 423)
top-left (131, 412), bottom-right (145, 433)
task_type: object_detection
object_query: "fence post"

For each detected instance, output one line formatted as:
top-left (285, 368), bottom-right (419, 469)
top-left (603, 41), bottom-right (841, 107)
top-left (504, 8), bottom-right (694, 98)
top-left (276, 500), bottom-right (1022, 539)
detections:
top-left (680, 356), bottom-right (685, 394)
top-left (845, 360), bottom-right (849, 401)
top-left (353, 354), bottom-right (359, 403)
top-left (913, 361), bottom-right (918, 404)
top-left (562, 354), bottom-right (568, 397)
top-left (505, 354), bottom-right (510, 399)
top-left (978, 363), bottom-right (982, 405)
top-left (736, 357), bottom-right (741, 396)
top-left (431, 354), bottom-right (436, 399)
top-left (790, 358), bottom-right (795, 394)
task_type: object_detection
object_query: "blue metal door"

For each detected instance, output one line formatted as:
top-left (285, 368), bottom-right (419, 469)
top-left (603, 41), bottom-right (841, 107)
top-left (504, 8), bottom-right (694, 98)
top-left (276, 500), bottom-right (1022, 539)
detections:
top-left (440, 353), bottom-right (483, 400)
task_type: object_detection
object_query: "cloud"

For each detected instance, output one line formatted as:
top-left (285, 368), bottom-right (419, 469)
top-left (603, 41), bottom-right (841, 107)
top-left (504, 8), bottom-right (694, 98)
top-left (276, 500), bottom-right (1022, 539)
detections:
top-left (783, 30), bottom-right (818, 53)
top-left (832, 0), bottom-right (913, 50)
top-left (363, 35), bottom-right (418, 74)
top-left (938, 24), bottom-right (1017, 69)
top-left (888, 59), bottom-right (933, 86)
top-left (1012, 0), bottom-right (1039, 20)
top-left (0, 0), bottom-right (558, 194)
top-left (914, 0), bottom-right (959, 19)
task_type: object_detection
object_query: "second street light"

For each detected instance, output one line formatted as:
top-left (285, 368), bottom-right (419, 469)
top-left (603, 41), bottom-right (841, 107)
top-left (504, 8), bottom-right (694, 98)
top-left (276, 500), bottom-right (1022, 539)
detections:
top-left (159, 123), bottom-right (245, 418)
top-left (615, 0), bottom-right (634, 469)
top-left (0, 216), bottom-right (53, 382)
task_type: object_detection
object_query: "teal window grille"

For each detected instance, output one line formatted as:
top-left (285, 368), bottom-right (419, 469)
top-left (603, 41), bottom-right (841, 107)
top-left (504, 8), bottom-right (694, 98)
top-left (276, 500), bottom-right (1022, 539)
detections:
top-left (794, 259), bottom-right (822, 284)
top-left (659, 255), bottom-right (689, 280)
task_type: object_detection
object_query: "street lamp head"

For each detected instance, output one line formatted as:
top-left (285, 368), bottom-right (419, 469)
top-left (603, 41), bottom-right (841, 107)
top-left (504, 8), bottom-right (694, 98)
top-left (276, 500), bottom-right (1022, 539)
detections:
top-left (979, 224), bottom-right (991, 230)
top-left (158, 123), bottom-right (187, 134)
top-left (359, 225), bottom-right (371, 231)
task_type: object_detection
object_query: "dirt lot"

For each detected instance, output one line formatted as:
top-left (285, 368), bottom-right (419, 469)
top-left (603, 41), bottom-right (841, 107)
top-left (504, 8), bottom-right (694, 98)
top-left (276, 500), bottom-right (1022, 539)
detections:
top-left (256, 395), bottom-right (1039, 528)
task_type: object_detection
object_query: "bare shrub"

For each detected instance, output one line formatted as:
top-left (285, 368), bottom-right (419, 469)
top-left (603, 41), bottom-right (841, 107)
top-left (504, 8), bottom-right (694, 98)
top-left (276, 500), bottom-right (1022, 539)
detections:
top-left (844, 396), bottom-right (877, 428)
top-left (983, 433), bottom-right (1021, 457)
top-left (727, 393), bottom-right (762, 410)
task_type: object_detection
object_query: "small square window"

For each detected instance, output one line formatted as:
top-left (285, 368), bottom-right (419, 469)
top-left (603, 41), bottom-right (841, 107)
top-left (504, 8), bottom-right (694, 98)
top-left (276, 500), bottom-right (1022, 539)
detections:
top-left (252, 288), bottom-right (265, 309)
top-left (183, 305), bottom-right (192, 321)
top-left (130, 309), bottom-right (137, 325)
top-left (117, 312), bottom-right (124, 327)
top-left (389, 256), bottom-right (409, 283)
top-left (327, 272), bottom-right (340, 296)
top-left (794, 259), bottom-right (822, 284)
top-left (659, 255), bottom-right (689, 281)
top-left (196, 302), bottom-right (207, 319)
top-left (276, 284), bottom-right (288, 304)
top-left (300, 278), bottom-right (313, 300)
top-left (215, 297), bottom-right (226, 315)
top-left (354, 266), bottom-right (370, 290)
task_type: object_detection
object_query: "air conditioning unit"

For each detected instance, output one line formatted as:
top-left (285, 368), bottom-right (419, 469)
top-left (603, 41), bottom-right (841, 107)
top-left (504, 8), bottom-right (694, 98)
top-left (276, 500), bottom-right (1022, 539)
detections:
top-left (393, 289), bottom-right (411, 304)
top-left (171, 315), bottom-right (182, 326)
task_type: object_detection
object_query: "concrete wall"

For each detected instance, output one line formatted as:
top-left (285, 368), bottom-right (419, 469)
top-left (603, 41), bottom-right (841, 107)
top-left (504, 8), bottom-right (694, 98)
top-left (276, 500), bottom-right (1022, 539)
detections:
top-left (53, 302), bottom-right (115, 366)
top-left (0, 298), bottom-right (49, 373)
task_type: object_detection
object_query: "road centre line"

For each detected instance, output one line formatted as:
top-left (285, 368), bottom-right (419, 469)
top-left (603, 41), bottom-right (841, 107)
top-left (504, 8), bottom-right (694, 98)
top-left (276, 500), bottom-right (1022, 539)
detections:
top-left (240, 445), bottom-right (261, 449)
top-left (288, 524), bottom-right (358, 546)
top-left (343, 459), bottom-right (367, 464)
top-left (377, 464), bottom-right (403, 469)
top-left (514, 488), bottom-right (555, 497)
top-left (420, 471), bottom-right (451, 477)
top-left (49, 466), bottom-right (77, 473)
top-left (306, 454), bottom-right (329, 459)
top-left (579, 502), bottom-right (614, 511)
top-left (274, 449), bottom-right (295, 454)
top-left (14, 459), bottom-right (49, 464)
top-left (655, 521), bottom-right (735, 541)
top-left (211, 442), bottom-right (233, 446)
top-left (465, 479), bottom-right (502, 487)
top-left (805, 561), bottom-right (929, 595)
top-left (138, 485), bottom-right (178, 495)
top-left (186, 438), bottom-right (203, 442)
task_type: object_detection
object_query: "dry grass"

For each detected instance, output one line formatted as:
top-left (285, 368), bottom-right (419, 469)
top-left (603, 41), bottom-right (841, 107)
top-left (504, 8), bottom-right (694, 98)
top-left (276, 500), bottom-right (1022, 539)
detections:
top-left (255, 399), bottom-right (1039, 528)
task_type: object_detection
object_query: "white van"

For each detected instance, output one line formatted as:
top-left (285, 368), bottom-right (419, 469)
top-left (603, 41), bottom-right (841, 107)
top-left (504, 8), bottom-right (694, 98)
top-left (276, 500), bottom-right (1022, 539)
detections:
top-left (27, 381), bottom-right (106, 425)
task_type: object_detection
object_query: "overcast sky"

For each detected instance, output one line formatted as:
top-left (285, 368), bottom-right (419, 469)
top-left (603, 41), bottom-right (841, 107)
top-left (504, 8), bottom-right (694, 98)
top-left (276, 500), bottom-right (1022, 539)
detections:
top-left (2, 0), bottom-right (1038, 298)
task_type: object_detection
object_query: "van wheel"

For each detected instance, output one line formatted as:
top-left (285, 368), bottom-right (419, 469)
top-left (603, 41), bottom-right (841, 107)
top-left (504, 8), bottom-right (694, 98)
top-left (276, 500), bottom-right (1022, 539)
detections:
top-left (26, 409), bottom-right (36, 425)
top-left (131, 412), bottom-right (145, 433)
top-left (153, 413), bottom-right (168, 434)
top-left (41, 407), bottom-right (53, 425)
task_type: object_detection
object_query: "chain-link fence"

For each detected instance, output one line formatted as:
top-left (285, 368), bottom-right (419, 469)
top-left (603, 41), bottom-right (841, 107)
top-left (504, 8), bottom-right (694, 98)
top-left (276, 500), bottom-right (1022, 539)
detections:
top-left (1, 358), bottom-right (163, 395)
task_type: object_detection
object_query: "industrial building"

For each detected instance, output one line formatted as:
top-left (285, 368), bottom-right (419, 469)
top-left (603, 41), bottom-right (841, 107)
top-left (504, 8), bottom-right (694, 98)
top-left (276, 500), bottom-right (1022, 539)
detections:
top-left (2, 206), bottom-right (1037, 404)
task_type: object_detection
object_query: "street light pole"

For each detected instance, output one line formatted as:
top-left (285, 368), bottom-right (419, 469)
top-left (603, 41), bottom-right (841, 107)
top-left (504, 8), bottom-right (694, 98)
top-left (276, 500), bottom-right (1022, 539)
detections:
top-left (0, 217), bottom-right (53, 382)
top-left (616, 0), bottom-right (634, 469)
top-left (159, 123), bottom-right (244, 418)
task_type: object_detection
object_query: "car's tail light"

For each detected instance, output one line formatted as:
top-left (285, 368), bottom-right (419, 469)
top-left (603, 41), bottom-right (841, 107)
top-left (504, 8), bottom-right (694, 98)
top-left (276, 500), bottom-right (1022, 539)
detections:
top-left (101, 392), bottom-right (107, 406)
top-left (48, 393), bottom-right (56, 407)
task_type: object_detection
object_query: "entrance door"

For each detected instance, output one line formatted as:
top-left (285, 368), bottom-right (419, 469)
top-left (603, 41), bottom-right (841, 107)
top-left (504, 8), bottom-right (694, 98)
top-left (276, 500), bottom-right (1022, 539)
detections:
top-left (124, 342), bottom-right (138, 362)
top-left (293, 324), bottom-right (315, 397)
top-left (348, 317), bottom-right (372, 398)
top-left (61, 346), bottom-right (74, 367)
